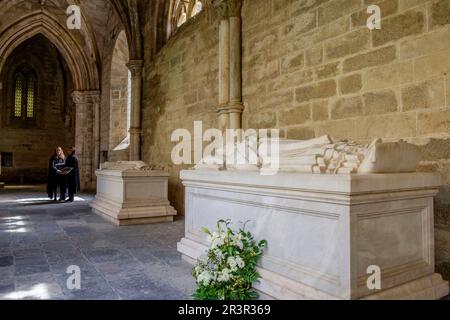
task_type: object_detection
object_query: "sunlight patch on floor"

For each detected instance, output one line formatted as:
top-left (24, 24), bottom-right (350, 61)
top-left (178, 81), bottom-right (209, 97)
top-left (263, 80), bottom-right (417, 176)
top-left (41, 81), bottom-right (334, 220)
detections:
top-left (3, 284), bottom-right (51, 300)
top-left (12, 196), bottom-right (88, 204)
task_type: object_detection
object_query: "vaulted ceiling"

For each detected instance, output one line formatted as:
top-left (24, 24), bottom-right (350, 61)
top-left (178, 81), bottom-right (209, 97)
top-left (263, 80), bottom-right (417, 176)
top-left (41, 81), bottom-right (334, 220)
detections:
top-left (0, 0), bottom-right (139, 61)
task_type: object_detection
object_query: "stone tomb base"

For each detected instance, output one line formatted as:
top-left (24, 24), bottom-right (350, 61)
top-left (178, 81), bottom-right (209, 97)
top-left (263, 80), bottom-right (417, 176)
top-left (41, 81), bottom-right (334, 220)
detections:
top-left (91, 162), bottom-right (176, 226)
top-left (177, 170), bottom-right (449, 300)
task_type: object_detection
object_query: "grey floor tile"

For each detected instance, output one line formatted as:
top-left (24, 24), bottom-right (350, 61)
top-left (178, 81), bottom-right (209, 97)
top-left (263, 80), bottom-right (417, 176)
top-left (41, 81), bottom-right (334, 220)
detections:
top-left (0, 187), bottom-right (195, 300)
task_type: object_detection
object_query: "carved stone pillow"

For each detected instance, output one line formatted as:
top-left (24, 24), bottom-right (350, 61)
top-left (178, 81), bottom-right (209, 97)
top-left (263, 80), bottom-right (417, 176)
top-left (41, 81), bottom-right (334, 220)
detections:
top-left (358, 139), bottom-right (420, 174)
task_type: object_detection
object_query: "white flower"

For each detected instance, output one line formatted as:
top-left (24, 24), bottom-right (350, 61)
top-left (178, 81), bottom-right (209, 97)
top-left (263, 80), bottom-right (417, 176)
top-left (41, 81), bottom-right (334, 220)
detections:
top-left (208, 230), bottom-right (228, 249)
top-left (235, 256), bottom-right (245, 269)
top-left (194, 265), bottom-right (202, 274)
top-left (230, 232), bottom-right (244, 250)
top-left (214, 249), bottom-right (225, 261)
top-left (217, 268), bottom-right (232, 282)
top-left (197, 270), bottom-right (213, 286)
top-left (227, 256), bottom-right (237, 271)
top-left (211, 237), bottom-right (225, 249)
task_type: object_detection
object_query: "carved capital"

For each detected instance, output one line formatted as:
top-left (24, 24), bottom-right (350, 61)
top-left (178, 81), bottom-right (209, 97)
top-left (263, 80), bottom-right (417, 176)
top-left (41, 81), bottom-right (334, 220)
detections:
top-left (72, 90), bottom-right (101, 104)
top-left (217, 0), bottom-right (230, 19)
top-left (206, 0), bottom-right (229, 19)
top-left (72, 91), bottom-right (86, 104)
top-left (228, 0), bottom-right (242, 18)
top-left (127, 60), bottom-right (144, 77)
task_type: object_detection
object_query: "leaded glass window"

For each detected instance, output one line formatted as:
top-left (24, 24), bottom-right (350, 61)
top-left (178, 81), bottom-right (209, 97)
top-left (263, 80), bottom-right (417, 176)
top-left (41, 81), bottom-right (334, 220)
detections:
top-left (14, 75), bottom-right (23, 117)
top-left (27, 76), bottom-right (35, 118)
top-left (12, 63), bottom-right (37, 121)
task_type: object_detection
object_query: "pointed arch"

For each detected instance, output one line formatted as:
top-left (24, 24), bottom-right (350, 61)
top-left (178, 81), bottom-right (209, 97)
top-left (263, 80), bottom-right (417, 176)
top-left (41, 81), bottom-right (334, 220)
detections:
top-left (168, 0), bottom-right (204, 37)
top-left (110, 0), bottom-right (142, 61)
top-left (0, 10), bottom-right (99, 91)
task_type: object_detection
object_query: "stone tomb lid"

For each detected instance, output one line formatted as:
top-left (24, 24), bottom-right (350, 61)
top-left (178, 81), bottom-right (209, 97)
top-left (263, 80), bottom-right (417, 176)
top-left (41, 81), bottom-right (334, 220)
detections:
top-left (97, 161), bottom-right (170, 177)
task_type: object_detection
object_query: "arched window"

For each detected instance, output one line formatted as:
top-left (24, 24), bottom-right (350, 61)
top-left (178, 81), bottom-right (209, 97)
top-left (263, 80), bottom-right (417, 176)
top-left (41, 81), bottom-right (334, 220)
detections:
top-left (13, 63), bottom-right (37, 120)
top-left (191, 0), bottom-right (203, 17)
top-left (170, 0), bottom-right (203, 34)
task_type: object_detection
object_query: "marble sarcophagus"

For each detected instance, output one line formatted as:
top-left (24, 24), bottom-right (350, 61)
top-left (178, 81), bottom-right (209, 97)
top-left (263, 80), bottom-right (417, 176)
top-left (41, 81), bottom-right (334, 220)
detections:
top-left (91, 161), bottom-right (176, 226)
top-left (177, 136), bottom-right (449, 300)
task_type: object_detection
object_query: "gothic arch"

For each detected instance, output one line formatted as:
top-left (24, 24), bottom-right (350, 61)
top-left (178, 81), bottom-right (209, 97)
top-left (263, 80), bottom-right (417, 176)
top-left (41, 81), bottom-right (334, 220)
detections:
top-left (0, 10), bottom-right (99, 91)
top-left (167, 0), bottom-right (204, 37)
top-left (110, 0), bottom-right (142, 61)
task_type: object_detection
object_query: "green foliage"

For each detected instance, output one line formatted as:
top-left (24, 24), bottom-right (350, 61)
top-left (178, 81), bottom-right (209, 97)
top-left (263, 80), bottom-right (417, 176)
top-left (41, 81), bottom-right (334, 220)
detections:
top-left (192, 219), bottom-right (267, 300)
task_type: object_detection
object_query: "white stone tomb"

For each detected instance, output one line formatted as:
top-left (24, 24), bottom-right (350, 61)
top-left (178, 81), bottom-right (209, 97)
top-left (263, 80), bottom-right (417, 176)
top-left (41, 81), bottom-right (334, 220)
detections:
top-left (91, 161), bottom-right (176, 225)
top-left (178, 136), bottom-right (449, 300)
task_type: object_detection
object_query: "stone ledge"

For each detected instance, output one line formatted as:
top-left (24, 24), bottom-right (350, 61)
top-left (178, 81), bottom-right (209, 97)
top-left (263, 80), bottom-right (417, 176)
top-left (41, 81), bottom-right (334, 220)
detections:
top-left (91, 199), bottom-right (175, 226)
top-left (180, 170), bottom-right (443, 195)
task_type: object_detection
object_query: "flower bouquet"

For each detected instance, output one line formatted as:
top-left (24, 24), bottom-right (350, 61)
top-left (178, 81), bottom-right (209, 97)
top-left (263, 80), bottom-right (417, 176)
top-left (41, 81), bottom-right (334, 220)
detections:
top-left (192, 219), bottom-right (267, 300)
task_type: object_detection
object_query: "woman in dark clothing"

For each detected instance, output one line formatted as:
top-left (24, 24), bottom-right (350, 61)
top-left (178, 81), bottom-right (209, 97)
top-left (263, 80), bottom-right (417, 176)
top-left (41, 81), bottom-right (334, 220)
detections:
top-left (64, 146), bottom-right (80, 202)
top-left (47, 146), bottom-right (66, 201)
top-left (47, 155), bottom-right (57, 199)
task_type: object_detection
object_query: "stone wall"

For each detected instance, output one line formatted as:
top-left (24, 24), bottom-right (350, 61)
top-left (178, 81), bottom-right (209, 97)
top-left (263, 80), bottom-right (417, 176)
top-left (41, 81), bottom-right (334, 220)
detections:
top-left (0, 35), bottom-right (75, 183)
top-left (142, 12), bottom-right (219, 214)
top-left (240, 0), bottom-right (450, 279)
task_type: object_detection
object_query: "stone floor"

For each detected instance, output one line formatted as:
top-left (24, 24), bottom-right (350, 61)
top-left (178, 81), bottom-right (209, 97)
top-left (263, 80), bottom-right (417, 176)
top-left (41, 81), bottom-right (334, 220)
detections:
top-left (0, 185), bottom-right (196, 300)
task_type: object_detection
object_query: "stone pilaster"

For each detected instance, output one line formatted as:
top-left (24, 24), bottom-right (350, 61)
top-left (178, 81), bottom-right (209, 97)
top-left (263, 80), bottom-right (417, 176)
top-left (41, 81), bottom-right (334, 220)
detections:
top-left (228, 0), bottom-right (244, 130)
top-left (218, 17), bottom-right (230, 133)
top-left (91, 92), bottom-right (101, 178)
top-left (127, 60), bottom-right (144, 161)
top-left (72, 90), bottom-right (100, 191)
top-left (211, 0), bottom-right (244, 131)
top-left (0, 154), bottom-right (4, 189)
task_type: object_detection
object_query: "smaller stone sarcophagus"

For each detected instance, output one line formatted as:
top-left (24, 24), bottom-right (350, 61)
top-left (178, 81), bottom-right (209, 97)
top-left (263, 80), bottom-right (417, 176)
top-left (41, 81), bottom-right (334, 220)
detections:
top-left (91, 161), bottom-right (176, 226)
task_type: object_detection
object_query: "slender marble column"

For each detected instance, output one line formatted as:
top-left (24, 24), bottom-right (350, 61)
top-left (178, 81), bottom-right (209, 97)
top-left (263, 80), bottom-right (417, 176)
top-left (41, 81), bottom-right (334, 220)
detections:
top-left (91, 92), bottom-right (101, 176)
top-left (228, 0), bottom-right (243, 130)
top-left (0, 154), bottom-right (4, 188)
top-left (127, 60), bottom-right (144, 161)
top-left (218, 17), bottom-right (230, 134)
top-left (212, 0), bottom-right (243, 130)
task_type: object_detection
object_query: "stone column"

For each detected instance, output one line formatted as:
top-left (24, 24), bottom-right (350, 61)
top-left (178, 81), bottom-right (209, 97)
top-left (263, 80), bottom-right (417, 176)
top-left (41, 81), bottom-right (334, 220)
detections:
top-left (127, 60), bottom-right (144, 161)
top-left (228, 0), bottom-right (244, 130)
top-left (91, 92), bottom-right (101, 176)
top-left (213, 0), bottom-right (244, 131)
top-left (217, 5), bottom-right (230, 134)
top-left (0, 154), bottom-right (4, 189)
top-left (72, 91), bottom-right (100, 191)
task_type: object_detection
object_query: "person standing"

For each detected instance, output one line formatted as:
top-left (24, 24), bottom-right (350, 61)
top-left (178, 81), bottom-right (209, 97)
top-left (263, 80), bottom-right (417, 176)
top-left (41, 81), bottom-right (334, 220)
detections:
top-left (48, 146), bottom-right (66, 201)
top-left (64, 146), bottom-right (80, 202)
top-left (47, 152), bottom-right (57, 199)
